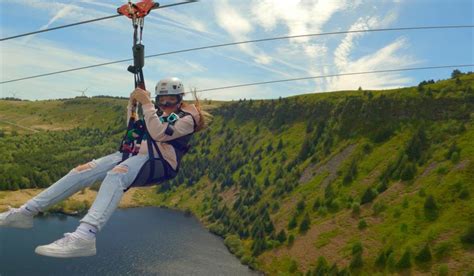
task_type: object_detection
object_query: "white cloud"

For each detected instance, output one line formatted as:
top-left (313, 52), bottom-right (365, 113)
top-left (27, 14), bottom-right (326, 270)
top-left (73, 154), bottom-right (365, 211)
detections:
top-left (326, 37), bottom-right (419, 91)
top-left (40, 4), bottom-right (76, 30)
top-left (251, 0), bottom-right (350, 43)
top-left (334, 16), bottom-right (380, 69)
top-left (215, 0), bottom-right (253, 40)
top-left (254, 54), bottom-right (272, 65)
top-left (322, 9), bottom-right (418, 92)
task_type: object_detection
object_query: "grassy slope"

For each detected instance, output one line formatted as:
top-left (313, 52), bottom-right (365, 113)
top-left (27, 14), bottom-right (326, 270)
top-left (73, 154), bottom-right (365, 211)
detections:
top-left (141, 124), bottom-right (473, 275)
top-left (133, 75), bottom-right (474, 275)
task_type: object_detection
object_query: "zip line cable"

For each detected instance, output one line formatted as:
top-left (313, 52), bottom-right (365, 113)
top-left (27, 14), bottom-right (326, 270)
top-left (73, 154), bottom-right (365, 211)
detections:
top-left (1, 25), bottom-right (473, 84)
top-left (186, 64), bottom-right (474, 94)
top-left (0, 0), bottom-right (198, 42)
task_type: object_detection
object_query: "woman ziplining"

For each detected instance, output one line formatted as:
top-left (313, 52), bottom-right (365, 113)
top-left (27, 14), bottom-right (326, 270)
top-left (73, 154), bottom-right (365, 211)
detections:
top-left (0, 78), bottom-right (208, 257)
top-left (0, 0), bottom-right (210, 258)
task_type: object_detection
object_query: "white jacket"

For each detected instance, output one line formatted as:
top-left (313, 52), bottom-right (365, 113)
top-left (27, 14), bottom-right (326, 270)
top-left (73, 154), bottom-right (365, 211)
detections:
top-left (126, 102), bottom-right (200, 170)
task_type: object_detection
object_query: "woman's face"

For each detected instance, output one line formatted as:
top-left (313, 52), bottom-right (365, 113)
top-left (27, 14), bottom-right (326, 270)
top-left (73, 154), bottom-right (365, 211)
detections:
top-left (158, 95), bottom-right (180, 114)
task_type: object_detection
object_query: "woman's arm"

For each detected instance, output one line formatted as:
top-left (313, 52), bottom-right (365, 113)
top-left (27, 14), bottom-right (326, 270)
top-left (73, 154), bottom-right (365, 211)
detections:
top-left (142, 103), bottom-right (194, 141)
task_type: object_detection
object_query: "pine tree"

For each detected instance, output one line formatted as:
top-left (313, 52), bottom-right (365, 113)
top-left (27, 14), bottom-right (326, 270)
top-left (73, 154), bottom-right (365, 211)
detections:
top-left (276, 229), bottom-right (287, 243)
top-left (296, 199), bottom-right (306, 214)
top-left (288, 215), bottom-right (298, 230)
top-left (424, 195), bottom-right (439, 221)
top-left (358, 219), bottom-right (368, 230)
top-left (288, 234), bottom-right (295, 246)
top-left (314, 256), bottom-right (328, 275)
top-left (400, 162), bottom-right (416, 181)
top-left (396, 248), bottom-right (412, 270)
top-left (277, 138), bottom-right (284, 150)
top-left (299, 213), bottom-right (311, 233)
top-left (415, 244), bottom-right (432, 264)
top-left (460, 224), bottom-right (474, 245)
top-left (360, 187), bottom-right (377, 204)
top-left (350, 252), bottom-right (363, 270)
top-left (451, 69), bottom-right (462, 79)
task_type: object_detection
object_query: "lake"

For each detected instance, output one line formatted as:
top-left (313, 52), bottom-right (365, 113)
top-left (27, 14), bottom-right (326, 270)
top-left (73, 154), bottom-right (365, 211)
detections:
top-left (0, 207), bottom-right (260, 276)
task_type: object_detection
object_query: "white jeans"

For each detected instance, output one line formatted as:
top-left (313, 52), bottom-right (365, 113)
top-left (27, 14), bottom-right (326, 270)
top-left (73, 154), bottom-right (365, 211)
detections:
top-left (26, 151), bottom-right (149, 231)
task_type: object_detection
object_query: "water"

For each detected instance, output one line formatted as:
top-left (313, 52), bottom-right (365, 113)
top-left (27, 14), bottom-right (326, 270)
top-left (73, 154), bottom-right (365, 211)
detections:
top-left (0, 207), bottom-right (260, 276)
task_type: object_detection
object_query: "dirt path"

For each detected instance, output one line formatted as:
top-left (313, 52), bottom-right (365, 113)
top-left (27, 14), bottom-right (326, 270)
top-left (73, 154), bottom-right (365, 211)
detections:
top-left (299, 144), bottom-right (357, 188)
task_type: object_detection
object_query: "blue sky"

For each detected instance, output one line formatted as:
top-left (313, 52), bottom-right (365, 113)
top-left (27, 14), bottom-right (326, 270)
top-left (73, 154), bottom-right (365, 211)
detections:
top-left (0, 0), bottom-right (473, 101)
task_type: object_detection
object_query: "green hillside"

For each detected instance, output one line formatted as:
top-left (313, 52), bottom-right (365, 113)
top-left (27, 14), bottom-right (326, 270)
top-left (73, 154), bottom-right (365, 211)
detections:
top-left (1, 73), bottom-right (473, 275)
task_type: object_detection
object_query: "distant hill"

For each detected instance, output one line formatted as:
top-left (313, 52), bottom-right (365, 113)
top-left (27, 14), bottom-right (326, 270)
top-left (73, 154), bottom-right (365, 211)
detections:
top-left (0, 72), bottom-right (473, 275)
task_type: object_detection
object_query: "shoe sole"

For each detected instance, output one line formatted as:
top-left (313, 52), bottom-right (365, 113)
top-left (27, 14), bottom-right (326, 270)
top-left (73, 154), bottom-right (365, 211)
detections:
top-left (35, 246), bottom-right (96, 258)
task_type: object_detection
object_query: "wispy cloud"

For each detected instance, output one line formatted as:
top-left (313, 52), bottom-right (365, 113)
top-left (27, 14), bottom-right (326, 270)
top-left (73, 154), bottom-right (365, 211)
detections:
top-left (323, 9), bottom-right (418, 91)
top-left (326, 37), bottom-right (418, 91)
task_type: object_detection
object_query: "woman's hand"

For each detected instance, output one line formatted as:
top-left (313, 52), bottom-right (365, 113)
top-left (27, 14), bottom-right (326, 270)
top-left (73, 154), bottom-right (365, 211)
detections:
top-left (131, 88), bottom-right (152, 105)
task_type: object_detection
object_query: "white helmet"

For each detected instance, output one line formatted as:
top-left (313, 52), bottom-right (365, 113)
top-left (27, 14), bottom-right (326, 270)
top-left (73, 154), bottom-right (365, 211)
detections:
top-left (155, 77), bottom-right (185, 97)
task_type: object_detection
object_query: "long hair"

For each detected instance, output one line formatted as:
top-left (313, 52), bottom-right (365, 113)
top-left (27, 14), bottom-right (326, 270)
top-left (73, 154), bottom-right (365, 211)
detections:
top-left (181, 89), bottom-right (212, 132)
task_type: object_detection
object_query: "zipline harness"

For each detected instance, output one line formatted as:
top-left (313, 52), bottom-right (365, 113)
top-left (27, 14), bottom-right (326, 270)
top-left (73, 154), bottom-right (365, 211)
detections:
top-left (117, 0), bottom-right (178, 189)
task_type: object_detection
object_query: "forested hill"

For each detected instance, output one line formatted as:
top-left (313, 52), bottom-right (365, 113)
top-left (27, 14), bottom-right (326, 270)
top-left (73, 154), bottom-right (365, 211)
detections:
top-left (1, 72), bottom-right (474, 275)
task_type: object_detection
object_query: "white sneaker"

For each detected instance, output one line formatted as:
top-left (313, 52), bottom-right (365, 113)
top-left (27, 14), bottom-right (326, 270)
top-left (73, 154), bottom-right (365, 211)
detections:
top-left (35, 232), bottom-right (96, 258)
top-left (0, 206), bottom-right (34, 229)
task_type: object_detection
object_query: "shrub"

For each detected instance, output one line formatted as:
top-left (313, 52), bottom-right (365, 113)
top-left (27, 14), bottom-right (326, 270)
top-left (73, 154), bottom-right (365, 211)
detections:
top-left (376, 178), bottom-right (389, 193)
top-left (277, 229), bottom-right (287, 243)
top-left (224, 235), bottom-right (243, 255)
top-left (288, 234), bottom-right (295, 246)
top-left (352, 241), bottom-right (363, 256)
top-left (314, 256), bottom-right (328, 275)
top-left (393, 208), bottom-right (402, 218)
top-left (375, 247), bottom-right (393, 270)
top-left (296, 199), bottom-right (306, 214)
top-left (328, 263), bottom-right (339, 275)
top-left (424, 195), bottom-right (439, 221)
top-left (288, 215), bottom-right (298, 230)
top-left (450, 151), bottom-right (460, 163)
top-left (343, 159), bottom-right (358, 185)
top-left (373, 202), bottom-right (387, 216)
top-left (289, 259), bottom-right (298, 273)
top-left (459, 187), bottom-right (470, 200)
top-left (460, 224), bottom-right (474, 245)
top-left (434, 242), bottom-right (451, 260)
top-left (351, 203), bottom-right (361, 217)
top-left (358, 219), bottom-right (368, 230)
top-left (415, 244), bottom-right (432, 264)
top-left (396, 248), bottom-right (412, 270)
top-left (438, 264), bottom-right (449, 276)
top-left (350, 253), bottom-right (363, 270)
top-left (313, 198), bottom-right (322, 211)
top-left (360, 187), bottom-right (377, 204)
top-left (299, 213), bottom-right (311, 233)
top-left (350, 242), bottom-right (364, 270)
top-left (251, 237), bottom-right (266, 256)
top-left (402, 197), bottom-right (409, 208)
top-left (400, 162), bottom-right (417, 181)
